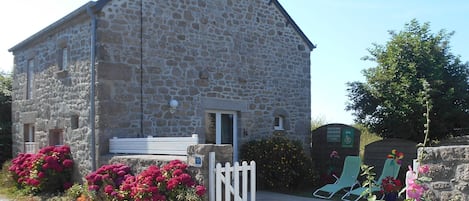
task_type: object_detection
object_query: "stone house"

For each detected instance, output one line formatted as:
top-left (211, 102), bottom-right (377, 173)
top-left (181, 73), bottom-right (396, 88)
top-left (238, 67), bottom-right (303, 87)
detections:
top-left (9, 0), bottom-right (314, 178)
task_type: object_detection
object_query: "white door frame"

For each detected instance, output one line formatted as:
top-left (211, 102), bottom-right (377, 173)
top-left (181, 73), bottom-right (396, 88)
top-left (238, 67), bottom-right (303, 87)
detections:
top-left (206, 110), bottom-right (238, 162)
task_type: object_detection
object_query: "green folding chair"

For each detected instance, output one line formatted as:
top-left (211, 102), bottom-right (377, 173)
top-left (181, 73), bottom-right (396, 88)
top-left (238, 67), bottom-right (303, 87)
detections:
top-left (341, 158), bottom-right (401, 201)
top-left (312, 156), bottom-right (361, 199)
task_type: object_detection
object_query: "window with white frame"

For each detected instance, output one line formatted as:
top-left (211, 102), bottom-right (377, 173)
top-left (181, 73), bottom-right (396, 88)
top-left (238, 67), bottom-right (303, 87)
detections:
top-left (23, 124), bottom-right (36, 153)
top-left (26, 59), bottom-right (34, 99)
top-left (274, 116), bottom-right (284, 130)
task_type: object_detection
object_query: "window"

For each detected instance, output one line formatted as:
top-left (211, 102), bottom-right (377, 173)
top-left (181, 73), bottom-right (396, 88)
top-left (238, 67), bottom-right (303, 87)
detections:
top-left (71, 114), bottom-right (79, 130)
top-left (58, 47), bottom-right (68, 71)
top-left (205, 110), bottom-right (239, 161)
top-left (26, 59), bottom-right (34, 99)
top-left (23, 124), bottom-right (36, 153)
top-left (274, 116), bottom-right (284, 130)
top-left (23, 124), bottom-right (35, 142)
top-left (49, 129), bottom-right (64, 146)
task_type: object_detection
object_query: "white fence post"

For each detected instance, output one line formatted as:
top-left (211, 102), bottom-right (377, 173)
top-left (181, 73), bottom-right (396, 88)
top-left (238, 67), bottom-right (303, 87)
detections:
top-left (209, 152), bottom-right (215, 201)
top-left (216, 163), bottom-right (222, 201)
top-left (242, 161), bottom-right (248, 201)
top-left (250, 161), bottom-right (256, 201)
top-left (225, 162), bottom-right (231, 201)
top-left (234, 162), bottom-right (240, 201)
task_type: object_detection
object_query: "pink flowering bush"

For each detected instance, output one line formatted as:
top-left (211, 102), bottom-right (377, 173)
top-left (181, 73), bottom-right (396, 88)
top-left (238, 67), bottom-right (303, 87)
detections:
top-left (8, 145), bottom-right (74, 194)
top-left (86, 160), bottom-right (206, 201)
top-left (159, 160), bottom-right (206, 200)
top-left (85, 163), bottom-right (132, 200)
top-left (404, 165), bottom-right (431, 201)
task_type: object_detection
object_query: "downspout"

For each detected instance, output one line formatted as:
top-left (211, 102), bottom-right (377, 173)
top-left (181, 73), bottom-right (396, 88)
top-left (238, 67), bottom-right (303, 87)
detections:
top-left (86, 6), bottom-right (97, 171)
top-left (139, 0), bottom-right (144, 137)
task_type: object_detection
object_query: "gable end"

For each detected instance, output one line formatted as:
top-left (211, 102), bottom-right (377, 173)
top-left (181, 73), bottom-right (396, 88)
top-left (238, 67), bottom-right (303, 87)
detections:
top-left (271, 0), bottom-right (316, 51)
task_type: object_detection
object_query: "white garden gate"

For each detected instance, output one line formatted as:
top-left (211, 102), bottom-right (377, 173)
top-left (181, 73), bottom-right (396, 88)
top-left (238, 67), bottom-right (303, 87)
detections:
top-left (209, 152), bottom-right (256, 201)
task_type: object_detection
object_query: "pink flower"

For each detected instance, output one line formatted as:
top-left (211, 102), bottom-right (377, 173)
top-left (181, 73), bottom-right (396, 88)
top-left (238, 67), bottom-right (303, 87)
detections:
top-left (167, 178), bottom-right (179, 190)
top-left (195, 185), bottom-right (206, 196)
top-left (62, 159), bottom-right (73, 168)
top-left (329, 150), bottom-right (340, 159)
top-left (37, 171), bottom-right (46, 179)
top-left (42, 163), bottom-right (50, 170)
top-left (407, 182), bottom-right (425, 201)
top-left (418, 165), bottom-right (429, 174)
top-left (406, 166), bottom-right (416, 186)
top-left (28, 178), bottom-right (41, 186)
top-left (104, 184), bottom-right (115, 194)
top-left (89, 185), bottom-right (100, 191)
top-left (172, 169), bottom-right (183, 177)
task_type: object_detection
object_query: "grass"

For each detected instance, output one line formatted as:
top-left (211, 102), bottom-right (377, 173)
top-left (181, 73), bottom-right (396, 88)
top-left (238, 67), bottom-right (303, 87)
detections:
top-left (0, 161), bottom-right (73, 201)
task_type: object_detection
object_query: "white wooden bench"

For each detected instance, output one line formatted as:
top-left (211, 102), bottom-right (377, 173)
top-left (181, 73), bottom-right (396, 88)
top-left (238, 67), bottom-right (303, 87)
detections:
top-left (109, 134), bottom-right (198, 156)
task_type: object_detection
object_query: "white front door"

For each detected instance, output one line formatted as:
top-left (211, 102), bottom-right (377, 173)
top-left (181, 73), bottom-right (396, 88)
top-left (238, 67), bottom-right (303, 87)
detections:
top-left (205, 111), bottom-right (238, 161)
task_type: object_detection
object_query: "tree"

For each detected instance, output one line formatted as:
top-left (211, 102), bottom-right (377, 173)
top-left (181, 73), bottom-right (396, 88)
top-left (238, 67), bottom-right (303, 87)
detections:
top-left (0, 72), bottom-right (12, 122)
top-left (311, 115), bottom-right (328, 131)
top-left (346, 20), bottom-right (469, 142)
top-left (0, 72), bottom-right (12, 164)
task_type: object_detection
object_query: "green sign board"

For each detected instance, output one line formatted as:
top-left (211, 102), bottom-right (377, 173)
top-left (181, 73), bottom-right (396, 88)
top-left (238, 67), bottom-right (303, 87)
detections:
top-left (341, 128), bottom-right (354, 148)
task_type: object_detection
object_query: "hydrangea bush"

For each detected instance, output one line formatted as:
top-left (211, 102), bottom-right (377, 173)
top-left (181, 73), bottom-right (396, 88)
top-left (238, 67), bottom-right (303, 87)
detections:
top-left (86, 160), bottom-right (206, 201)
top-left (8, 145), bottom-right (74, 194)
top-left (85, 163), bottom-right (132, 200)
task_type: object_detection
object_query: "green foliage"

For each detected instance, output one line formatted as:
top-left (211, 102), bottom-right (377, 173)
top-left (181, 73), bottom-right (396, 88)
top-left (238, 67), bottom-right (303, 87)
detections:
top-left (355, 124), bottom-right (382, 158)
top-left (240, 136), bottom-right (315, 191)
top-left (360, 164), bottom-right (377, 201)
top-left (0, 160), bottom-right (16, 196)
top-left (346, 19), bottom-right (469, 142)
top-left (311, 116), bottom-right (328, 131)
top-left (0, 121), bottom-right (12, 165)
top-left (0, 72), bottom-right (12, 165)
top-left (65, 184), bottom-right (87, 200)
top-left (0, 72), bottom-right (12, 122)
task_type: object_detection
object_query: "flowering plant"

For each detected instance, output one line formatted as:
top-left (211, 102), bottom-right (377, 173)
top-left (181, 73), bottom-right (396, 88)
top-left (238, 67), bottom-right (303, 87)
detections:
top-left (404, 165), bottom-right (431, 201)
top-left (86, 160), bottom-right (206, 201)
top-left (8, 145), bottom-right (74, 194)
top-left (381, 176), bottom-right (402, 193)
top-left (85, 163), bottom-right (133, 200)
top-left (160, 160), bottom-right (206, 200)
top-left (328, 150), bottom-right (340, 175)
top-left (387, 149), bottom-right (404, 165)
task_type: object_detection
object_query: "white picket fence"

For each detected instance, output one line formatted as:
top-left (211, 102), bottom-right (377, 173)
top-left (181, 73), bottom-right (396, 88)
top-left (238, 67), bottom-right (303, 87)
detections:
top-left (209, 152), bottom-right (256, 201)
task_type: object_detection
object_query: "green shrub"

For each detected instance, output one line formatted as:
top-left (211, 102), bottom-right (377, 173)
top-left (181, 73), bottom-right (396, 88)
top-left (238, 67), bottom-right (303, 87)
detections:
top-left (0, 160), bottom-right (16, 196)
top-left (0, 121), bottom-right (12, 165)
top-left (65, 183), bottom-right (87, 200)
top-left (240, 136), bottom-right (315, 191)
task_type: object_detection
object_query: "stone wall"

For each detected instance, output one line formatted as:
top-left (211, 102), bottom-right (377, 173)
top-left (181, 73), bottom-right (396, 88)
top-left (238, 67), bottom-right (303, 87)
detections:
top-left (95, 0), bottom-right (312, 155)
top-left (419, 145), bottom-right (469, 200)
top-left (10, 12), bottom-right (94, 180)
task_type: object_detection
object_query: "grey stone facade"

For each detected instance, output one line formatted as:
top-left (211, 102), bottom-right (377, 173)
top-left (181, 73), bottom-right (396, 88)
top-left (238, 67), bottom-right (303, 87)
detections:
top-left (9, 0), bottom-right (313, 179)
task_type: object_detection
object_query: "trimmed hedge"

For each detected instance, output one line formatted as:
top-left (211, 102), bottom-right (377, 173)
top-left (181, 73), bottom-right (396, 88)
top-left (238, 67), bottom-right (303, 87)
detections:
top-left (240, 136), bottom-right (315, 191)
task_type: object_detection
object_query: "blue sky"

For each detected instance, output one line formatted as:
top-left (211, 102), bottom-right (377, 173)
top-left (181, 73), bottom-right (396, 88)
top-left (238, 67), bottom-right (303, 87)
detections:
top-left (2, 1), bottom-right (469, 124)
top-left (279, 0), bottom-right (469, 124)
